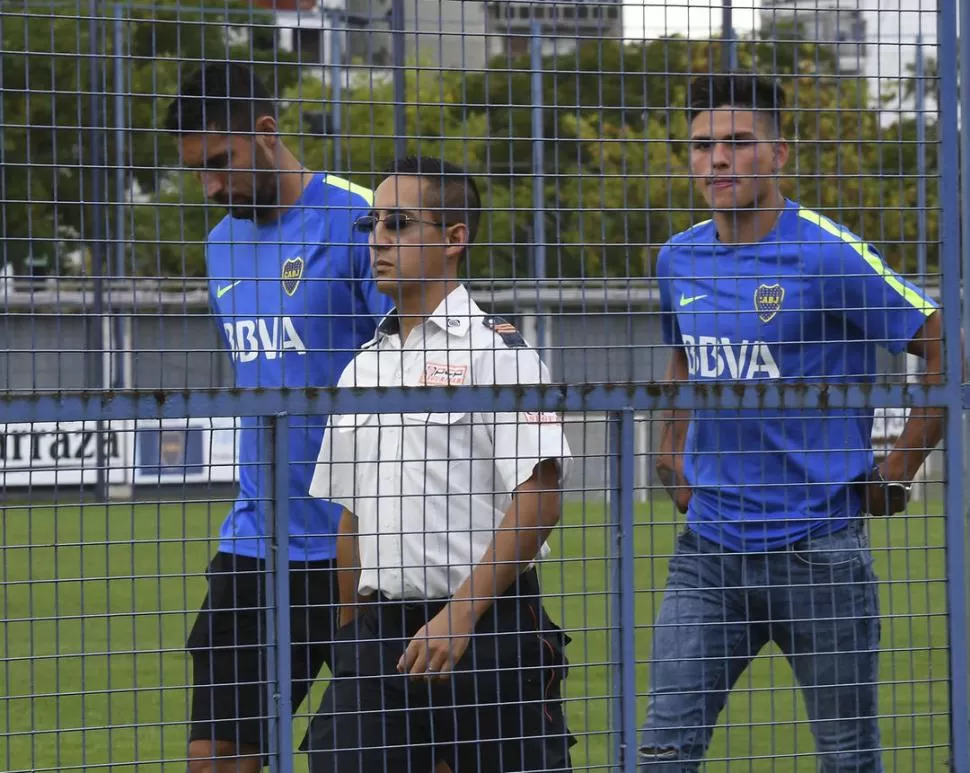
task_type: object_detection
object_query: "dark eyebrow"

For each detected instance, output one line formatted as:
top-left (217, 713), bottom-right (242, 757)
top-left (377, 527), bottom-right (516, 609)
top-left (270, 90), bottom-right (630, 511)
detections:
top-left (185, 150), bottom-right (229, 171)
top-left (373, 207), bottom-right (424, 217)
top-left (690, 131), bottom-right (759, 144)
top-left (204, 151), bottom-right (230, 169)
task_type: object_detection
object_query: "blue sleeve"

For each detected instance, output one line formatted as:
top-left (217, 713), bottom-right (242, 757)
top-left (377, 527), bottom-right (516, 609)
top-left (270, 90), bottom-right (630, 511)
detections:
top-left (205, 245), bottom-right (227, 347)
top-left (821, 240), bottom-right (938, 355)
top-left (656, 246), bottom-right (683, 347)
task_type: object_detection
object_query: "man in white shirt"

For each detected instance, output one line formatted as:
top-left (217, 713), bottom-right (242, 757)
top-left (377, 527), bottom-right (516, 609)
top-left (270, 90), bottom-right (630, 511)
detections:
top-left (301, 156), bottom-right (575, 773)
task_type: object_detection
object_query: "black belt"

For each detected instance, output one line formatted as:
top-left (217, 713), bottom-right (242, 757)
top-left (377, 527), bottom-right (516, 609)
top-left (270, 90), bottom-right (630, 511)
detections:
top-left (376, 593), bottom-right (449, 608)
top-left (369, 569), bottom-right (542, 638)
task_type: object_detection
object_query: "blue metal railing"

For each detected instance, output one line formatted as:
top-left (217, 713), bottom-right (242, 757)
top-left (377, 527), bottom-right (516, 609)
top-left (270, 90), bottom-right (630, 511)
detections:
top-left (2, 0), bottom-right (967, 769)
top-left (937, 0), bottom-right (969, 767)
top-left (0, 383), bottom-right (964, 424)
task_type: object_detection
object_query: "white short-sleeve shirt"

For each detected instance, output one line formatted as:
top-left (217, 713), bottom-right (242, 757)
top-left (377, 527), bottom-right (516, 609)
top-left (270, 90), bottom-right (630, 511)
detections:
top-left (309, 284), bottom-right (573, 600)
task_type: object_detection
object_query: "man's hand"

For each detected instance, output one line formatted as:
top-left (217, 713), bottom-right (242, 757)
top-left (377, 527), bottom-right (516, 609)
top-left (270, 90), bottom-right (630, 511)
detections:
top-left (396, 605), bottom-right (475, 682)
top-left (338, 607), bottom-right (356, 629)
top-left (337, 591), bottom-right (375, 630)
top-left (335, 508), bottom-right (364, 630)
top-left (673, 485), bottom-right (692, 515)
top-left (338, 600), bottom-right (367, 629)
top-left (856, 464), bottom-right (912, 517)
top-left (395, 460), bottom-right (561, 683)
top-left (656, 454), bottom-right (691, 514)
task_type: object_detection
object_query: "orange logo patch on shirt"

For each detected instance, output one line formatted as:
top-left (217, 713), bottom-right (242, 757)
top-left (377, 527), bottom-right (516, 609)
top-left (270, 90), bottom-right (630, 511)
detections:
top-left (421, 363), bottom-right (468, 386)
top-left (524, 411), bottom-right (561, 424)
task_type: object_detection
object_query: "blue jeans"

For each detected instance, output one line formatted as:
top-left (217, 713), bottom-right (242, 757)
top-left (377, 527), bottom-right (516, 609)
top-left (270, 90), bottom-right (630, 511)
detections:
top-left (639, 524), bottom-right (883, 772)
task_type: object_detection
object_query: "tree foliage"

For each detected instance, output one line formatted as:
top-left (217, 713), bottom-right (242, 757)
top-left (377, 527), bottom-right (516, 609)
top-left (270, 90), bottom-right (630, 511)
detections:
top-left (1, 0), bottom-right (299, 274)
top-left (442, 33), bottom-right (939, 278)
top-left (3, 9), bottom-right (941, 279)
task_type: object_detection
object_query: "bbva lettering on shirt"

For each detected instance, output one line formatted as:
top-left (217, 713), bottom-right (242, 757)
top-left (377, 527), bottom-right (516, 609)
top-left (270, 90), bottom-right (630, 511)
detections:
top-left (223, 317), bottom-right (308, 362)
top-left (681, 334), bottom-right (781, 379)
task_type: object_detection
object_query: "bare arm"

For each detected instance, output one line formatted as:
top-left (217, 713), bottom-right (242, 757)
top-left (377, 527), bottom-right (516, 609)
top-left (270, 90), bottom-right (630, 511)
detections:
top-left (864, 311), bottom-right (958, 515)
top-left (656, 348), bottom-right (692, 514)
top-left (446, 458), bottom-right (563, 627)
top-left (335, 508), bottom-right (363, 627)
top-left (397, 459), bottom-right (563, 678)
top-left (885, 310), bottom-right (946, 481)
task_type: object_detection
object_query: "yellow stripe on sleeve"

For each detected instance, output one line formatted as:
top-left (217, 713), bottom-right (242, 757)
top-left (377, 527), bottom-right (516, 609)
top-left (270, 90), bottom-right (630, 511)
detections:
top-left (798, 207), bottom-right (935, 316)
top-left (324, 174), bottom-right (375, 205)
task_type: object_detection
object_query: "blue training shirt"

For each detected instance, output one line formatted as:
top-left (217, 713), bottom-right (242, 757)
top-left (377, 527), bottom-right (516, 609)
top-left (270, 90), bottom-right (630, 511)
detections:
top-left (658, 199), bottom-right (937, 552)
top-left (206, 173), bottom-right (392, 562)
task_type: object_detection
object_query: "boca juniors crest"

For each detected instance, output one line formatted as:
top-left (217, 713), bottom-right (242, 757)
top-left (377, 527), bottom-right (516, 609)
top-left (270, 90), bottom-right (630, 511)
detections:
top-left (282, 256), bottom-right (304, 296)
top-left (754, 283), bottom-right (785, 323)
top-left (160, 429), bottom-right (187, 467)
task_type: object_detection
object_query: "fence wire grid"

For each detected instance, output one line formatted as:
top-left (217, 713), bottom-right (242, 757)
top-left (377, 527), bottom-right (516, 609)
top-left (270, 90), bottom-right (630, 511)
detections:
top-left (1, 1), bottom-right (968, 773)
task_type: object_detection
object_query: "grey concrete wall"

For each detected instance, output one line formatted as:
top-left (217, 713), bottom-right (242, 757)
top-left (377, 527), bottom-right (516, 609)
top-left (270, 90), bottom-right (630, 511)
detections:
top-left (0, 302), bottom-right (668, 392)
top-left (0, 296), bottom-right (920, 503)
top-left (128, 314), bottom-right (233, 391)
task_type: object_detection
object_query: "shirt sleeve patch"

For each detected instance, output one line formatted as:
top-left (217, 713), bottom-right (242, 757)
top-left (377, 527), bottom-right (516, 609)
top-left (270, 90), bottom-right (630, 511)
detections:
top-left (523, 411), bottom-right (561, 424)
top-left (483, 316), bottom-right (527, 348)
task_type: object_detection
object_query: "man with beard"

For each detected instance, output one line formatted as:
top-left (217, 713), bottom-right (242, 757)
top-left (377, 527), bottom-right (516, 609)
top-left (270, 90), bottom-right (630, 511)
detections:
top-left (164, 61), bottom-right (392, 773)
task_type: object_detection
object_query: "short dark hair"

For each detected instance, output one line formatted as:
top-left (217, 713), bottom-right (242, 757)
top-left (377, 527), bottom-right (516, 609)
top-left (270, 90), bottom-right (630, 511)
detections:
top-left (686, 73), bottom-right (786, 135)
top-left (164, 61), bottom-right (276, 134)
top-left (383, 156), bottom-right (482, 246)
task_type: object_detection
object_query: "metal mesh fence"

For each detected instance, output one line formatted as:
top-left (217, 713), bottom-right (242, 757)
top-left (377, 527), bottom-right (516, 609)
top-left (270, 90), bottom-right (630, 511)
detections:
top-left (1, 1), bottom-right (968, 772)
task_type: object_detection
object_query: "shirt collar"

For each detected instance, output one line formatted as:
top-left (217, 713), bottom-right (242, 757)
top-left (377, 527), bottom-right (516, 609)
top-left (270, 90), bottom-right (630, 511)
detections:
top-left (375, 310), bottom-right (401, 338)
top-left (375, 284), bottom-right (474, 340)
top-left (427, 284), bottom-right (474, 336)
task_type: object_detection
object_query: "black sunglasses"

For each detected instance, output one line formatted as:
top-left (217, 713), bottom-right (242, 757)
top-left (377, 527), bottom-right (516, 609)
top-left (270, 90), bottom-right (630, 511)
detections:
top-left (353, 211), bottom-right (444, 233)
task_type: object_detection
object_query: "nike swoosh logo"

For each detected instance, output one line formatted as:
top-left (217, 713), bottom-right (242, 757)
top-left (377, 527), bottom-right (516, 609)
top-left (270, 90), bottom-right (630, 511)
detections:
top-left (679, 293), bottom-right (708, 307)
top-left (216, 280), bottom-right (242, 299)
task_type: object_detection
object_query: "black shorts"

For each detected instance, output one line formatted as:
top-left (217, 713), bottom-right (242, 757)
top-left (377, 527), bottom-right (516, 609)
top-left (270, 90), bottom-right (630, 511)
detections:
top-left (302, 569), bottom-right (575, 773)
top-left (187, 551), bottom-right (338, 752)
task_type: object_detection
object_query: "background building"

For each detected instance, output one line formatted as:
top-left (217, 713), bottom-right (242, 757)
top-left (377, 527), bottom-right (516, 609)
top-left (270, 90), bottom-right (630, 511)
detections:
top-left (760, 0), bottom-right (868, 74)
top-left (485, 0), bottom-right (623, 59)
top-left (254, 0), bottom-right (624, 73)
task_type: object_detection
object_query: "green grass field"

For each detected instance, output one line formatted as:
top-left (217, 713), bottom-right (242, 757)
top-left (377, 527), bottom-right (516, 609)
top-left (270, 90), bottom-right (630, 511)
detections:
top-left (1, 498), bottom-right (953, 772)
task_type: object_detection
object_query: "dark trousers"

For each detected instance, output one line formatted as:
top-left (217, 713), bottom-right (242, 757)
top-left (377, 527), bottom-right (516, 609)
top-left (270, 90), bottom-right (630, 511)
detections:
top-left (187, 552), bottom-right (338, 757)
top-left (302, 569), bottom-right (575, 773)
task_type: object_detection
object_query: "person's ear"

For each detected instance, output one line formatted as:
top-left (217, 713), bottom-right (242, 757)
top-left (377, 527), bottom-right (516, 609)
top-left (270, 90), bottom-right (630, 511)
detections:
top-left (773, 140), bottom-right (789, 173)
top-left (443, 223), bottom-right (469, 262)
top-left (254, 114), bottom-right (278, 149)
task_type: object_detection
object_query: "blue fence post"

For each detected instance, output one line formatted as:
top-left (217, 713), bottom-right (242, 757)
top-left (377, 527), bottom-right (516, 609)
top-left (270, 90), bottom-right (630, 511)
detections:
top-left (390, 0), bottom-right (406, 159)
top-left (329, 12), bottom-right (343, 173)
top-left (262, 414), bottom-right (294, 773)
top-left (87, 0), bottom-right (107, 499)
top-left (111, 3), bottom-right (126, 391)
top-left (952, 0), bottom-right (970, 668)
top-left (609, 408), bottom-right (638, 772)
top-left (530, 22), bottom-right (547, 366)
top-left (936, 0), bottom-right (969, 768)
top-left (720, 0), bottom-right (736, 71)
top-left (915, 36), bottom-right (927, 286)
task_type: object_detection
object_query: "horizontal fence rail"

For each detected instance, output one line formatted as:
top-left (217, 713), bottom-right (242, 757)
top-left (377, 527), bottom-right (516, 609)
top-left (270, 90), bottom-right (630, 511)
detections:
top-left (0, 385), bottom-right (966, 423)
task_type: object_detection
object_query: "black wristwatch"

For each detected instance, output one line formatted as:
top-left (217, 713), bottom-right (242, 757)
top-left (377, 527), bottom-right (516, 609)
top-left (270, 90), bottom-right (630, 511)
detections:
top-left (858, 464), bottom-right (912, 513)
